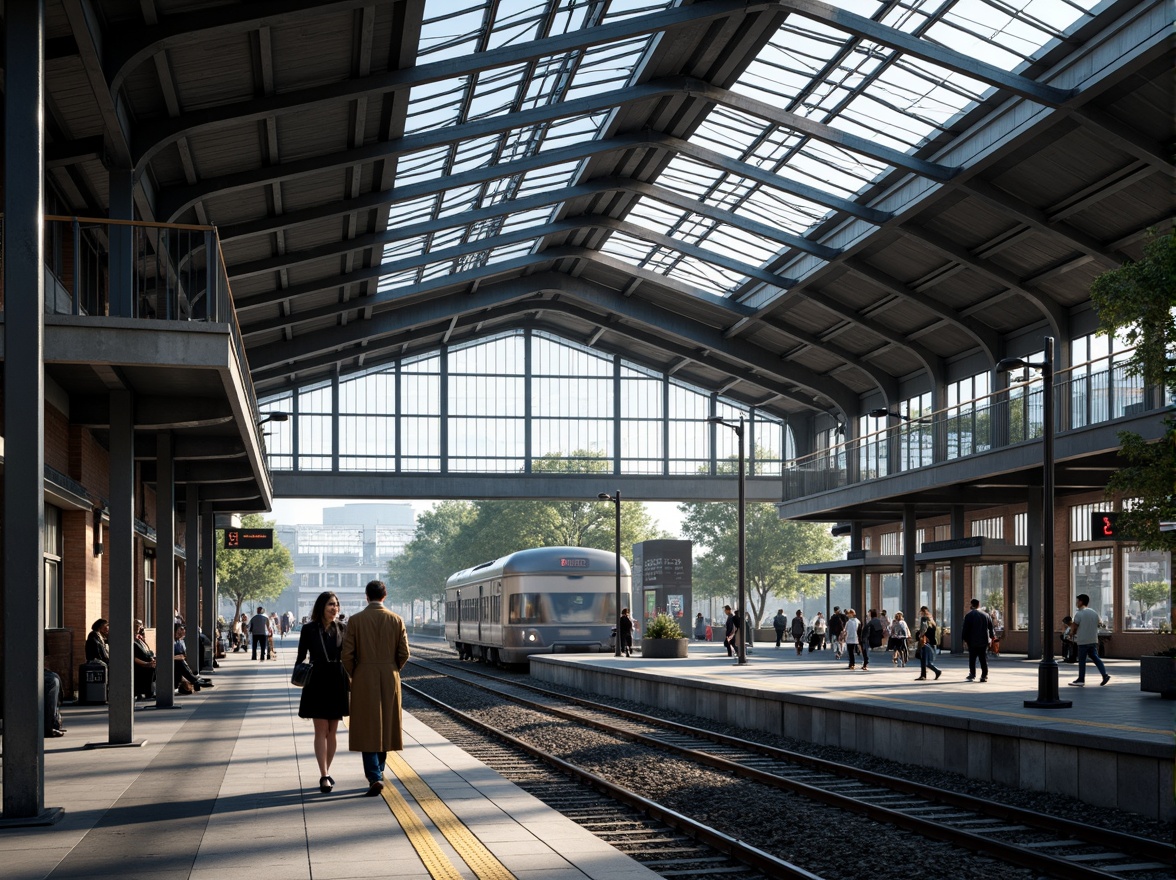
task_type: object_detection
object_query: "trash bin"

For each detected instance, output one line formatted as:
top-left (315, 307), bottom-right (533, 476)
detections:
top-left (78, 661), bottom-right (108, 704)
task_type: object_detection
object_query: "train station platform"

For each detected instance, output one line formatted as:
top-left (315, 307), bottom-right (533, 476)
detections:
top-left (530, 641), bottom-right (1175, 823)
top-left (0, 649), bottom-right (660, 880)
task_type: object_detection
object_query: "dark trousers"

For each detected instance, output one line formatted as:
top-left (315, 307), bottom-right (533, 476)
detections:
top-left (846, 644), bottom-right (860, 666)
top-left (362, 751), bottom-right (387, 783)
top-left (43, 669), bottom-right (62, 733)
top-left (967, 645), bottom-right (989, 679)
top-left (775, 628), bottom-right (784, 647)
top-left (252, 633), bottom-right (268, 660)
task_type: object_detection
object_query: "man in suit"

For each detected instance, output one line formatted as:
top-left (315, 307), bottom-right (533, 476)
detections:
top-left (961, 598), bottom-right (995, 682)
top-left (342, 580), bottom-right (410, 796)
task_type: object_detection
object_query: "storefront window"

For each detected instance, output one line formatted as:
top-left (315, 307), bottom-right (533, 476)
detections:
top-left (44, 505), bottom-right (63, 629)
top-left (1122, 546), bottom-right (1172, 630)
top-left (1071, 548), bottom-right (1114, 629)
top-left (881, 573), bottom-right (900, 615)
top-left (974, 564), bottom-right (1004, 627)
top-left (1012, 562), bottom-right (1028, 630)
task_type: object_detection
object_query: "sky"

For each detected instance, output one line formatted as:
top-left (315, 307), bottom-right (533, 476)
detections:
top-left (269, 497), bottom-right (687, 537)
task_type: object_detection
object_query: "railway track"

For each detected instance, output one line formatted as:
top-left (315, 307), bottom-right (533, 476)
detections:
top-left (405, 646), bottom-right (1173, 880)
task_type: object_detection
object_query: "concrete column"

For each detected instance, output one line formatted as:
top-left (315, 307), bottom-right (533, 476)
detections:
top-left (1, 0), bottom-right (55, 823)
top-left (902, 505), bottom-right (918, 618)
top-left (106, 391), bottom-right (136, 744)
top-left (950, 505), bottom-right (966, 654)
top-left (154, 433), bottom-right (176, 705)
top-left (185, 482), bottom-right (201, 672)
top-left (1026, 491), bottom-right (1043, 659)
top-left (201, 501), bottom-right (217, 672)
top-left (850, 522), bottom-right (865, 612)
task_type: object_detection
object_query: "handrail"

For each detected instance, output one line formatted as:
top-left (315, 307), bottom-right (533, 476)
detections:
top-left (44, 214), bottom-right (216, 233)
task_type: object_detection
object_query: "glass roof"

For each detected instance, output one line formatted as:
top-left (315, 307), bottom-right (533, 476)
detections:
top-left (384, 0), bottom-right (1101, 300)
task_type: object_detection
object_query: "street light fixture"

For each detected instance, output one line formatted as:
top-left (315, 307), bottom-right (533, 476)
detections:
top-left (997, 337), bottom-right (1071, 709)
top-left (867, 408), bottom-right (912, 421)
top-left (598, 491), bottom-right (623, 657)
top-left (258, 411), bottom-right (289, 426)
top-left (708, 415), bottom-right (747, 666)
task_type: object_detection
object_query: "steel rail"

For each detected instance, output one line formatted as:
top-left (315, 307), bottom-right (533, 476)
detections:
top-left (408, 652), bottom-right (1172, 880)
top-left (401, 679), bottom-right (826, 880)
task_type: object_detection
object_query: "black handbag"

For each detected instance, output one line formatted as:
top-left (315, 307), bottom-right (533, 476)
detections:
top-left (291, 627), bottom-right (328, 688)
top-left (291, 659), bottom-right (312, 687)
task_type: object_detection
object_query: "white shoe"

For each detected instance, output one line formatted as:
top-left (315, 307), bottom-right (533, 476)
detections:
top-left (1068, 680), bottom-right (1085, 687)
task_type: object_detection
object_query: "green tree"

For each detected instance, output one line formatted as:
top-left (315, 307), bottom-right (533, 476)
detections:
top-left (450, 451), bottom-right (668, 566)
top-left (1128, 580), bottom-right (1170, 622)
top-left (679, 498), bottom-right (843, 628)
top-left (216, 513), bottom-right (294, 623)
top-left (1090, 229), bottom-right (1176, 551)
top-left (386, 501), bottom-right (476, 619)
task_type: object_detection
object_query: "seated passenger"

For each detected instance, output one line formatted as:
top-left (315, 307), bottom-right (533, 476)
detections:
top-left (86, 618), bottom-right (110, 665)
top-left (174, 623), bottom-right (213, 693)
top-left (44, 668), bottom-right (65, 737)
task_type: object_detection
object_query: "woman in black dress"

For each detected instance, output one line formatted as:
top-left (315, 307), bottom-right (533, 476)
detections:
top-left (296, 591), bottom-right (349, 792)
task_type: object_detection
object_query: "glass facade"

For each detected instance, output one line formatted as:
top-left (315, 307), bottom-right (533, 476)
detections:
top-left (1122, 547), bottom-right (1171, 631)
top-left (1071, 548), bottom-right (1115, 630)
top-left (261, 329), bottom-right (791, 479)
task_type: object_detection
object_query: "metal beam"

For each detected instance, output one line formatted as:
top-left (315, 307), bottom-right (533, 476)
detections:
top-left (133, 1), bottom-right (757, 168)
top-left (248, 272), bottom-right (856, 414)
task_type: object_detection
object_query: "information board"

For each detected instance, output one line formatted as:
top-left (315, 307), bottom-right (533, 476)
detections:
top-left (224, 528), bottom-right (275, 549)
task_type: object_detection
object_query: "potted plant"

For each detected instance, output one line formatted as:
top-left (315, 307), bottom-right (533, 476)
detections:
top-left (1140, 642), bottom-right (1176, 699)
top-left (641, 613), bottom-right (689, 659)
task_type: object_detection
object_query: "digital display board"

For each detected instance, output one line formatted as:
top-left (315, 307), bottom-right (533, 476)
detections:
top-left (224, 528), bottom-right (275, 549)
top-left (560, 557), bottom-right (590, 568)
top-left (1089, 512), bottom-right (1125, 541)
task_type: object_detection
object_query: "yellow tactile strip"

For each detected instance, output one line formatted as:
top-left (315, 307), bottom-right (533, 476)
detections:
top-left (386, 751), bottom-right (518, 880)
top-left (379, 777), bottom-right (466, 880)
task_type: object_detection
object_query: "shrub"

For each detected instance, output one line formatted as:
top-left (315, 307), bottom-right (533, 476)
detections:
top-left (644, 613), bottom-right (684, 639)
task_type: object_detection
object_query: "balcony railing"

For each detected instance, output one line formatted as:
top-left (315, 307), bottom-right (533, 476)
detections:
top-left (38, 214), bottom-right (260, 424)
top-left (784, 353), bottom-right (1162, 500)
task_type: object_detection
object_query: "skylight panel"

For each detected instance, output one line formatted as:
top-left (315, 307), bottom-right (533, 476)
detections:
top-left (483, 0), bottom-right (544, 49)
top-left (513, 162), bottom-right (583, 197)
top-left (396, 146), bottom-right (450, 186)
top-left (625, 198), bottom-right (692, 239)
top-left (382, 236), bottom-right (428, 262)
top-left (418, 2), bottom-right (489, 60)
top-left (700, 225), bottom-right (779, 266)
top-left (658, 156), bottom-right (724, 199)
top-left (564, 37), bottom-right (653, 99)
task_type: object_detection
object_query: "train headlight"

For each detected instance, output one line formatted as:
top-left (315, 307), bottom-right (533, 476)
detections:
top-left (526, 631), bottom-right (538, 642)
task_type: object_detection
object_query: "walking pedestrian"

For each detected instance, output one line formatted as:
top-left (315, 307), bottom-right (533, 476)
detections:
top-left (297, 591), bottom-right (350, 793)
top-left (789, 610), bottom-right (806, 655)
top-left (915, 607), bottom-right (941, 681)
top-left (810, 612), bottom-right (826, 652)
top-left (844, 609), bottom-right (861, 669)
top-left (773, 609), bottom-right (787, 648)
top-left (961, 598), bottom-right (994, 682)
top-left (889, 611), bottom-right (910, 666)
top-left (828, 606), bottom-right (846, 659)
top-left (618, 608), bottom-right (634, 657)
top-left (723, 605), bottom-right (737, 657)
top-left (341, 580), bottom-right (410, 796)
top-left (1069, 593), bottom-right (1111, 687)
top-left (249, 606), bottom-right (271, 660)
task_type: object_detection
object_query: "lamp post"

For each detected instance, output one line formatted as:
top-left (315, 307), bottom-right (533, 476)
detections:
top-left (598, 490), bottom-right (623, 657)
top-left (997, 337), bottom-right (1071, 709)
top-left (708, 415), bottom-right (747, 665)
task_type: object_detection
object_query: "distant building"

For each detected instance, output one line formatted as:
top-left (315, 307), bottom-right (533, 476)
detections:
top-left (276, 503), bottom-right (415, 619)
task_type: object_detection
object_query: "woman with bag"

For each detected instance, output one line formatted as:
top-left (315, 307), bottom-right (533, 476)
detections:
top-left (888, 611), bottom-right (910, 667)
top-left (296, 591), bottom-right (350, 792)
top-left (915, 606), bottom-right (942, 681)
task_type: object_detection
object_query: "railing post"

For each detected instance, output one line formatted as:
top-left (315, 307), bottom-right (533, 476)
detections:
top-left (71, 218), bottom-right (81, 315)
top-left (204, 229), bottom-right (216, 322)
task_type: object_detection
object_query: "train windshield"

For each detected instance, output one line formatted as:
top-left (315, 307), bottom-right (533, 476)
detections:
top-left (509, 592), bottom-right (617, 624)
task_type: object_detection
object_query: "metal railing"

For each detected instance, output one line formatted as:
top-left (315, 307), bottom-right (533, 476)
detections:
top-left (784, 354), bottom-right (1159, 500)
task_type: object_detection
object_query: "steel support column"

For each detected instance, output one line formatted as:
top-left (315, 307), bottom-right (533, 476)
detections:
top-left (950, 505), bottom-right (966, 655)
top-left (201, 501), bottom-right (217, 673)
top-left (105, 390), bottom-right (137, 745)
top-left (1026, 490), bottom-right (1043, 660)
top-left (850, 522), bottom-right (865, 613)
top-left (0, 0), bottom-right (58, 824)
top-left (902, 505), bottom-right (917, 621)
top-left (155, 433), bottom-right (176, 705)
top-left (185, 483), bottom-right (201, 672)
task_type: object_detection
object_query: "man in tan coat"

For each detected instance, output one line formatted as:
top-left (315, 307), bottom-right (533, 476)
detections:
top-left (341, 580), bottom-right (410, 796)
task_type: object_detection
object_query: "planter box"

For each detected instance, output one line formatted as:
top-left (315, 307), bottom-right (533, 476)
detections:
top-left (1140, 655), bottom-right (1176, 698)
top-left (641, 638), bottom-right (689, 659)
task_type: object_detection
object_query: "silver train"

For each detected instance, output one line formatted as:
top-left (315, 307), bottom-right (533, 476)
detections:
top-left (444, 546), bottom-right (631, 665)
